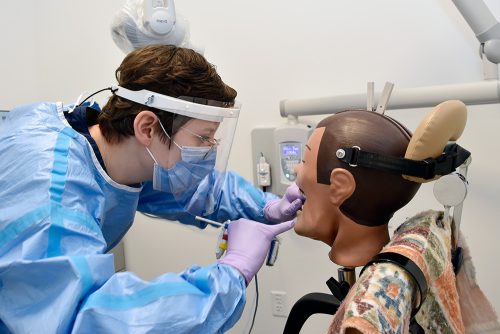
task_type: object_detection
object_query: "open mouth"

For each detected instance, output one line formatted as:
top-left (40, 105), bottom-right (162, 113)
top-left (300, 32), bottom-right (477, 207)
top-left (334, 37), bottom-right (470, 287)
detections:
top-left (296, 198), bottom-right (306, 216)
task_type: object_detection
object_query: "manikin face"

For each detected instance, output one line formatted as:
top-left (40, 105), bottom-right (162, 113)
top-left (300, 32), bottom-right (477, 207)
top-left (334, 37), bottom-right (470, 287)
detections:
top-left (294, 127), bottom-right (339, 246)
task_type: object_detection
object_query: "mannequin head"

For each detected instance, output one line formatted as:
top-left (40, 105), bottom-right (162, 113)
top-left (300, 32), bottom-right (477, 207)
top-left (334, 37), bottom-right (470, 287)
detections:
top-left (294, 110), bottom-right (421, 267)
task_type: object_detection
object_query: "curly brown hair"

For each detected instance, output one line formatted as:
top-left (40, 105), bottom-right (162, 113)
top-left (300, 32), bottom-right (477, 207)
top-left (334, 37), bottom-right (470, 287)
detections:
top-left (99, 44), bottom-right (237, 144)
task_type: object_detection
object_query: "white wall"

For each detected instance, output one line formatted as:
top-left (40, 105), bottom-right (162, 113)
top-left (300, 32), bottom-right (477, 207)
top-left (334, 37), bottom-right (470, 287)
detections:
top-left (1, 1), bottom-right (499, 333)
top-left (0, 1), bottom-right (39, 107)
top-left (0, 0), bottom-right (125, 108)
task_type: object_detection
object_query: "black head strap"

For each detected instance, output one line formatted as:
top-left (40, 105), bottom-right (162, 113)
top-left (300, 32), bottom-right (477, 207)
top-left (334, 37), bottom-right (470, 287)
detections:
top-left (337, 143), bottom-right (470, 180)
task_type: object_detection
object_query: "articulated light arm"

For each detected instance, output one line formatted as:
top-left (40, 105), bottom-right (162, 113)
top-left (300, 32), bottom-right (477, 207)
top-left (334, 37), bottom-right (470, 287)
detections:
top-left (452, 0), bottom-right (500, 64)
top-left (280, 81), bottom-right (500, 117)
top-left (280, 2), bottom-right (500, 117)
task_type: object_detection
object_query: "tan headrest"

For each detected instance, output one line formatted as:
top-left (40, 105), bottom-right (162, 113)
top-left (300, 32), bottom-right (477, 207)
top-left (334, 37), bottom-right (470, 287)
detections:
top-left (403, 100), bottom-right (467, 183)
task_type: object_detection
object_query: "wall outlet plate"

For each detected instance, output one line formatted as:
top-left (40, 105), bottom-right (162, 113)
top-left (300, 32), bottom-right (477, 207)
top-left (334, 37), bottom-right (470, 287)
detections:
top-left (271, 290), bottom-right (288, 317)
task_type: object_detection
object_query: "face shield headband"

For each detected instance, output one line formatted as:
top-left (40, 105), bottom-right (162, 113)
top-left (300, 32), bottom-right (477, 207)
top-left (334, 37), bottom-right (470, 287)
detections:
top-left (111, 85), bottom-right (239, 122)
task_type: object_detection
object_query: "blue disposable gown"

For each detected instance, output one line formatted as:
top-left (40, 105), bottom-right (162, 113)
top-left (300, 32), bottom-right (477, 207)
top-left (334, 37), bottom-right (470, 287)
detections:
top-left (0, 102), bottom-right (278, 333)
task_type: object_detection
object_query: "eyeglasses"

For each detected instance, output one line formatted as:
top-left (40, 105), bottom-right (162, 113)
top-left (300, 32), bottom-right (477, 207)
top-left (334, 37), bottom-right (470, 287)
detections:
top-left (180, 126), bottom-right (221, 148)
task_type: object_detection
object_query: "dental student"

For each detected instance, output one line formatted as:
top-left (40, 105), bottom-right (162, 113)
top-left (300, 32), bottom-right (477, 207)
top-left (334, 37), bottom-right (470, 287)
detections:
top-left (0, 44), bottom-right (301, 333)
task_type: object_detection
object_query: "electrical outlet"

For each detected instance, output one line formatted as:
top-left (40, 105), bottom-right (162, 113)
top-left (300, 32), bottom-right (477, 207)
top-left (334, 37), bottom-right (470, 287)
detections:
top-left (271, 291), bottom-right (287, 317)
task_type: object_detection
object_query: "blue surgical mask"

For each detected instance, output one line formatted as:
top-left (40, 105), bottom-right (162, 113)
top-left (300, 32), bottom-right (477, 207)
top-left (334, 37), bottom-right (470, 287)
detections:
top-left (146, 145), bottom-right (216, 195)
top-left (146, 119), bottom-right (219, 203)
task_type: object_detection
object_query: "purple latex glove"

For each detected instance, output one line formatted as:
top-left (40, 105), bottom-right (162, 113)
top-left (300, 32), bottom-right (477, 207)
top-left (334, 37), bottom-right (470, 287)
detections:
top-left (264, 182), bottom-right (305, 223)
top-left (218, 218), bottom-right (295, 284)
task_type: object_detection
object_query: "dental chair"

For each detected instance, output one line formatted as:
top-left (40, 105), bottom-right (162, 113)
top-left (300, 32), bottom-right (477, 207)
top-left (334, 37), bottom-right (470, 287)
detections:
top-left (283, 100), bottom-right (471, 334)
top-left (282, 272), bottom-right (345, 333)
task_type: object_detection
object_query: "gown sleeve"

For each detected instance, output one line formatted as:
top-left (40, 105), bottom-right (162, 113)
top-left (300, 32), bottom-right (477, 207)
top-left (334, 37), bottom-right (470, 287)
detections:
top-left (137, 170), bottom-right (279, 228)
top-left (0, 204), bottom-right (247, 334)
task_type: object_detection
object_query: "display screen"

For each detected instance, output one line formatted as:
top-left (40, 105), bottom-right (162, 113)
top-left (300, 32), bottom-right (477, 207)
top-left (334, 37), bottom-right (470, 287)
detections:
top-left (281, 144), bottom-right (300, 156)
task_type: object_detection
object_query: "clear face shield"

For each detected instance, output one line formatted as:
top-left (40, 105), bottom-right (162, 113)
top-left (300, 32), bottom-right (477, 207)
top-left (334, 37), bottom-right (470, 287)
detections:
top-left (113, 86), bottom-right (240, 216)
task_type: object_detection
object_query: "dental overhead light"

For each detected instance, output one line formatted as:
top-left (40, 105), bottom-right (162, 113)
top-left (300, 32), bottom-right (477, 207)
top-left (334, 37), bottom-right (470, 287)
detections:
top-left (111, 0), bottom-right (203, 54)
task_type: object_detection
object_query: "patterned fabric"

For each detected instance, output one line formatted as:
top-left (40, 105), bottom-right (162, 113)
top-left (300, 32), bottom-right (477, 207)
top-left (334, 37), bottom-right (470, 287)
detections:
top-left (327, 210), bottom-right (466, 334)
top-left (456, 231), bottom-right (500, 334)
top-left (328, 262), bottom-right (416, 334)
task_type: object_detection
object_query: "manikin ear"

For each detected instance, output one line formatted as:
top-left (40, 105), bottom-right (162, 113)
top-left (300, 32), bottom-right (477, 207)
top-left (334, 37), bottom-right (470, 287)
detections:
top-left (133, 110), bottom-right (158, 146)
top-left (329, 168), bottom-right (356, 206)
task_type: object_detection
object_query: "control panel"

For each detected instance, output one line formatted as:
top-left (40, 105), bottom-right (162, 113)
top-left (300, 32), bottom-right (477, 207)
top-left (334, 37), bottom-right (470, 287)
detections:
top-left (280, 142), bottom-right (302, 182)
top-left (251, 121), bottom-right (314, 196)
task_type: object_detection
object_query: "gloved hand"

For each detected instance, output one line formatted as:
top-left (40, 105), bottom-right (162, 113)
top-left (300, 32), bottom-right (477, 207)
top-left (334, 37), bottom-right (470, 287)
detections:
top-left (218, 219), bottom-right (295, 284)
top-left (263, 182), bottom-right (305, 223)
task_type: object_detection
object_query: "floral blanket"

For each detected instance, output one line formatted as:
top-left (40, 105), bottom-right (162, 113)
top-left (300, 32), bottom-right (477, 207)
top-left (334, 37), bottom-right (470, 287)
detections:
top-left (327, 210), bottom-right (469, 334)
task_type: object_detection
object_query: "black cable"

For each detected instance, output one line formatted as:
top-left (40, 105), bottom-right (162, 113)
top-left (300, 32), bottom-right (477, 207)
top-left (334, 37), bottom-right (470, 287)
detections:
top-left (248, 274), bottom-right (259, 334)
top-left (76, 87), bottom-right (115, 108)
